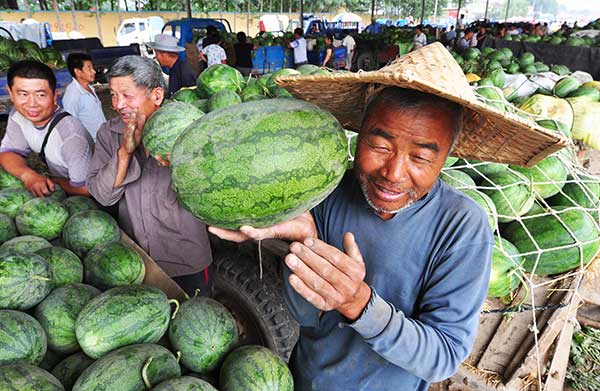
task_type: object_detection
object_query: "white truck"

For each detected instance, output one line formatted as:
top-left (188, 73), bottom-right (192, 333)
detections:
top-left (116, 16), bottom-right (164, 54)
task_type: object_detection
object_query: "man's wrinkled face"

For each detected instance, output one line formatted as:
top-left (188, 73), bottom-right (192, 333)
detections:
top-left (76, 60), bottom-right (96, 84)
top-left (8, 77), bottom-right (57, 127)
top-left (109, 75), bottom-right (163, 124)
top-left (355, 103), bottom-right (454, 220)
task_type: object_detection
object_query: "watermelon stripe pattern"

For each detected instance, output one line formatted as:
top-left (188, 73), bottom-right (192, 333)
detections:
top-left (16, 198), bottom-right (69, 240)
top-left (0, 310), bottom-right (47, 366)
top-left (219, 345), bottom-right (293, 391)
top-left (150, 376), bottom-right (218, 391)
top-left (171, 98), bottom-right (348, 229)
top-left (168, 297), bottom-right (238, 373)
top-left (0, 252), bottom-right (53, 310)
top-left (0, 364), bottom-right (64, 391)
top-left (35, 246), bottom-right (83, 287)
top-left (62, 210), bottom-right (121, 257)
top-left (75, 285), bottom-right (173, 359)
top-left (52, 352), bottom-right (95, 390)
top-left (0, 188), bottom-right (34, 218)
top-left (72, 344), bottom-right (181, 390)
top-left (83, 241), bottom-right (145, 290)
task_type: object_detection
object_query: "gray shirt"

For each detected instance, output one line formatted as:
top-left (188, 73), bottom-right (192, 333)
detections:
top-left (0, 108), bottom-right (93, 187)
top-left (86, 117), bottom-right (212, 277)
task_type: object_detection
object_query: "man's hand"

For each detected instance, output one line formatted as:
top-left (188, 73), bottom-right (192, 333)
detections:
top-left (21, 171), bottom-right (55, 197)
top-left (155, 154), bottom-right (170, 167)
top-left (121, 109), bottom-right (146, 155)
top-left (208, 212), bottom-right (317, 243)
top-left (286, 232), bottom-right (371, 321)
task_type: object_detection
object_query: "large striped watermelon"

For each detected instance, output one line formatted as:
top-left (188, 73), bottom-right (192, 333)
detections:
top-left (0, 188), bottom-right (33, 217)
top-left (35, 246), bottom-right (83, 287)
top-left (0, 364), bottom-right (64, 391)
top-left (480, 171), bottom-right (535, 223)
top-left (150, 376), bottom-right (218, 391)
top-left (72, 344), bottom-right (181, 391)
top-left (0, 235), bottom-right (52, 254)
top-left (170, 98), bottom-right (348, 229)
top-left (488, 236), bottom-right (523, 298)
top-left (34, 283), bottom-right (101, 354)
top-left (208, 89), bottom-right (242, 112)
top-left (510, 155), bottom-right (568, 199)
top-left (0, 213), bottom-right (17, 244)
top-left (219, 345), bottom-right (293, 391)
top-left (143, 101), bottom-right (204, 161)
top-left (0, 310), bottom-right (47, 365)
top-left (168, 296), bottom-right (238, 373)
top-left (16, 198), bottom-right (69, 240)
top-left (196, 64), bottom-right (245, 97)
top-left (75, 285), bottom-right (175, 359)
top-left (51, 352), bottom-right (95, 390)
top-left (61, 196), bottom-right (99, 217)
top-left (0, 251), bottom-right (53, 309)
top-left (62, 210), bottom-right (120, 257)
top-left (83, 241), bottom-right (145, 290)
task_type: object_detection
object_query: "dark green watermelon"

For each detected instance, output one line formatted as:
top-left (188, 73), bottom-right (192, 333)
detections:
top-left (35, 283), bottom-right (101, 354)
top-left (52, 352), bottom-right (95, 390)
top-left (440, 169), bottom-right (476, 189)
top-left (460, 189), bottom-right (498, 230)
top-left (192, 99), bottom-right (209, 112)
top-left (219, 345), bottom-right (293, 391)
top-left (296, 64), bottom-right (321, 75)
top-left (503, 208), bottom-right (600, 275)
top-left (488, 236), bottom-right (522, 298)
top-left (45, 184), bottom-right (67, 203)
top-left (270, 85), bottom-right (293, 98)
top-left (0, 364), bottom-right (64, 391)
top-left (168, 297), bottom-right (238, 373)
top-left (208, 89), bottom-right (242, 112)
top-left (151, 376), bottom-right (218, 391)
top-left (0, 213), bottom-right (17, 244)
top-left (0, 168), bottom-right (25, 189)
top-left (72, 344), bottom-right (181, 390)
top-left (510, 155), bottom-right (567, 199)
top-left (39, 349), bottom-right (65, 371)
top-left (35, 246), bottom-right (83, 286)
top-left (16, 198), bottom-right (69, 240)
top-left (0, 235), bottom-right (52, 254)
top-left (0, 251), bottom-right (53, 309)
top-left (143, 101), bottom-right (204, 160)
top-left (83, 241), bottom-right (145, 290)
top-left (170, 98), bottom-right (347, 229)
top-left (75, 285), bottom-right (174, 359)
top-left (241, 84), bottom-right (268, 102)
top-left (196, 64), bottom-right (245, 97)
top-left (62, 210), bottom-right (120, 257)
top-left (548, 174), bottom-right (600, 216)
top-left (61, 196), bottom-right (99, 217)
top-left (0, 310), bottom-right (47, 366)
top-left (480, 171), bottom-right (535, 223)
top-left (267, 68), bottom-right (300, 94)
top-left (172, 88), bottom-right (200, 102)
top-left (0, 188), bottom-right (34, 217)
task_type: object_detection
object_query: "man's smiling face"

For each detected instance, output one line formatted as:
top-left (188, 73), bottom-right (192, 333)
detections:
top-left (355, 89), bottom-right (458, 220)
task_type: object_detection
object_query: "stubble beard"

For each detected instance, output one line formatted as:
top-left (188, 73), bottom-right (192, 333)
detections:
top-left (358, 172), bottom-right (419, 215)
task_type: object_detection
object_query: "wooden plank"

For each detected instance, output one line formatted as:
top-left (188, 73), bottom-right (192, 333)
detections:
top-left (120, 232), bottom-right (188, 302)
top-left (543, 317), bottom-right (576, 391)
top-left (469, 311), bottom-right (505, 366)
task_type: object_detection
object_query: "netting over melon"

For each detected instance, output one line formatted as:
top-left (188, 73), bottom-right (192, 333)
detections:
top-left (440, 86), bottom-right (600, 387)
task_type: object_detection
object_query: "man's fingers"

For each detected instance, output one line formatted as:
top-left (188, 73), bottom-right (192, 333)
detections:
top-left (239, 225), bottom-right (277, 241)
top-left (46, 179), bottom-right (55, 192)
top-left (342, 232), bottom-right (364, 263)
top-left (207, 226), bottom-right (249, 243)
top-left (299, 237), bottom-right (364, 278)
top-left (288, 271), bottom-right (329, 311)
top-left (285, 253), bottom-right (340, 301)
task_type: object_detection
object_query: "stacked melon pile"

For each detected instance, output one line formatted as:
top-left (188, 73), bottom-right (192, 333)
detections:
top-left (0, 169), bottom-right (293, 391)
top-left (0, 36), bottom-right (65, 72)
top-left (438, 149), bottom-right (600, 300)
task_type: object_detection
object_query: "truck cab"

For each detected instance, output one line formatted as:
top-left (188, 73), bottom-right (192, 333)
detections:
top-left (116, 16), bottom-right (164, 51)
top-left (161, 18), bottom-right (232, 62)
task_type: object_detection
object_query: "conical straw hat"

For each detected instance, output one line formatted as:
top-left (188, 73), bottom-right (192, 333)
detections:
top-left (276, 42), bottom-right (569, 167)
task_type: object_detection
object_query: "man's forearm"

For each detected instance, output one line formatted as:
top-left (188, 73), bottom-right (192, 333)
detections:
top-left (52, 178), bottom-right (91, 196)
top-left (0, 151), bottom-right (36, 181)
top-left (114, 147), bottom-right (132, 188)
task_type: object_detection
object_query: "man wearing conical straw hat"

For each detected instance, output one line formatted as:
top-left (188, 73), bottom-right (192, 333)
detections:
top-left (211, 43), bottom-right (567, 390)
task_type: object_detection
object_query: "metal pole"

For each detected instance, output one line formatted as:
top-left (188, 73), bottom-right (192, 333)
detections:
top-left (484, 0), bottom-right (489, 20)
top-left (504, 0), bottom-right (511, 22)
top-left (186, 0), bottom-right (192, 19)
top-left (419, 0), bottom-right (425, 23)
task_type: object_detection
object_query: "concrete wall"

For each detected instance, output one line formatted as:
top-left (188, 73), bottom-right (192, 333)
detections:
top-left (0, 10), bottom-right (372, 46)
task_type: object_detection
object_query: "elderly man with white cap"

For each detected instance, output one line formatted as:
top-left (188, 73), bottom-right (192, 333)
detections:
top-left (148, 33), bottom-right (198, 97)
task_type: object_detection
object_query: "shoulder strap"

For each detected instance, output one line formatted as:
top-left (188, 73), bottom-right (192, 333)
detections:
top-left (39, 112), bottom-right (71, 166)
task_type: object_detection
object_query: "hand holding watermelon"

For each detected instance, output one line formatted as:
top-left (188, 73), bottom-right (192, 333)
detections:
top-left (21, 171), bottom-right (55, 198)
top-left (286, 232), bottom-right (371, 321)
top-left (122, 109), bottom-right (145, 155)
top-left (208, 211), bottom-right (317, 243)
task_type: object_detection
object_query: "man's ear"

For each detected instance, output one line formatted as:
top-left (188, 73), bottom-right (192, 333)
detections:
top-left (6, 85), bottom-right (13, 101)
top-left (53, 89), bottom-right (58, 107)
top-left (151, 87), bottom-right (164, 107)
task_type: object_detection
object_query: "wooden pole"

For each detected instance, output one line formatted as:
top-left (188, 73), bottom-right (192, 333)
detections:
top-left (299, 0), bottom-right (303, 29)
top-left (505, 0), bottom-right (511, 22)
top-left (247, 0), bottom-right (250, 34)
top-left (419, 0), bottom-right (425, 23)
top-left (370, 0), bottom-right (375, 22)
top-left (94, 0), bottom-right (103, 43)
top-left (484, 0), bottom-right (489, 20)
top-left (70, 0), bottom-right (78, 32)
top-left (186, 0), bottom-right (192, 19)
top-left (456, 0), bottom-right (462, 28)
top-left (117, 0), bottom-right (122, 26)
top-left (51, 0), bottom-right (63, 32)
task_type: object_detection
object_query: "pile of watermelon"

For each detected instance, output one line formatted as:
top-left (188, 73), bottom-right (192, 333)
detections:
top-left (437, 150), bottom-right (600, 299)
top-left (0, 171), bottom-right (294, 390)
top-left (0, 36), bottom-right (65, 72)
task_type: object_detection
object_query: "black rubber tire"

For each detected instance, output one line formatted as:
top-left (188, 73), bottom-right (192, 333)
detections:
top-left (211, 252), bottom-right (299, 362)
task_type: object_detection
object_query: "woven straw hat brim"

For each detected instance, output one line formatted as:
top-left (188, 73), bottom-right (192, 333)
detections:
top-left (276, 42), bottom-right (569, 167)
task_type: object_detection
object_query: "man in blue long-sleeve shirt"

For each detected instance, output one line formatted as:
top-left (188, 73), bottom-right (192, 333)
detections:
top-left (209, 41), bottom-right (565, 389)
top-left (211, 85), bottom-right (493, 390)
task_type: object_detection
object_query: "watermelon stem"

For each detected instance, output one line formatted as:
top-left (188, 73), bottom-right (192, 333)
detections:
top-left (31, 276), bottom-right (52, 282)
top-left (169, 299), bottom-right (180, 319)
top-left (193, 289), bottom-right (201, 298)
top-left (142, 357), bottom-right (153, 389)
top-left (175, 350), bottom-right (182, 364)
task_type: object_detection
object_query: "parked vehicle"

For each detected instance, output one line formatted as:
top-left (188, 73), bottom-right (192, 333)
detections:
top-left (116, 16), bottom-right (164, 55)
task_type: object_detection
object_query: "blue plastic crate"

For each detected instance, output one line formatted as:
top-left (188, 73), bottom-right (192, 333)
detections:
top-left (334, 46), bottom-right (347, 61)
top-left (251, 48), bottom-right (266, 70)
top-left (265, 46), bottom-right (285, 64)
